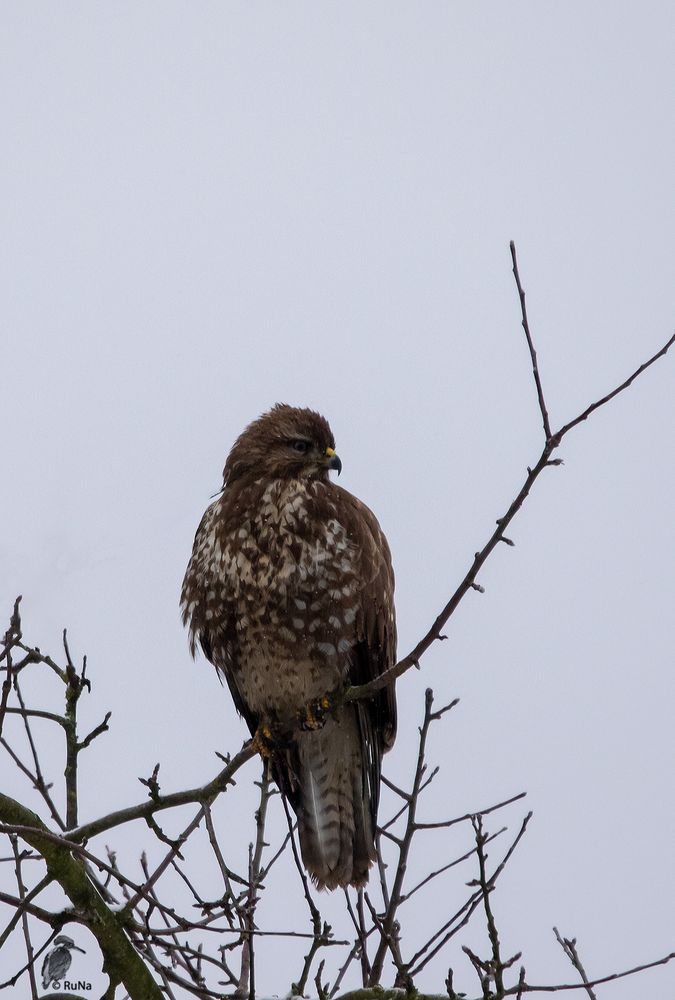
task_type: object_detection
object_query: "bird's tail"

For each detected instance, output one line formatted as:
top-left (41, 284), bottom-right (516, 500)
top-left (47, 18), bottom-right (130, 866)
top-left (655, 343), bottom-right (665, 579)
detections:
top-left (280, 707), bottom-right (377, 890)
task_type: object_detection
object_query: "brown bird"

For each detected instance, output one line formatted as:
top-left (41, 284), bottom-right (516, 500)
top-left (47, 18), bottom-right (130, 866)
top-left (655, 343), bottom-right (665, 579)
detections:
top-left (181, 404), bottom-right (397, 889)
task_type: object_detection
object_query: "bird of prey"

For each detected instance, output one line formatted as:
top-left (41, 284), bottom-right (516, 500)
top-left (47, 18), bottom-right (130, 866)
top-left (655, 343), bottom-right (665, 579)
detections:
top-left (181, 404), bottom-right (397, 889)
top-left (41, 935), bottom-right (85, 988)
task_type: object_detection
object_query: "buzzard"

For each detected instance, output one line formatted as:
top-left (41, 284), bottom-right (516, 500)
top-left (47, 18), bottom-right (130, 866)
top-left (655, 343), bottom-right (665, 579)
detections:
top-left (181, 404), bottom-right (397, 889)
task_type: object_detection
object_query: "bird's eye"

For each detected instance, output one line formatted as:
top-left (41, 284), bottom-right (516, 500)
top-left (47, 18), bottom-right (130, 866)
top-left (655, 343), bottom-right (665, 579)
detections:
top-left (291, 440), bottom-right (310, 454)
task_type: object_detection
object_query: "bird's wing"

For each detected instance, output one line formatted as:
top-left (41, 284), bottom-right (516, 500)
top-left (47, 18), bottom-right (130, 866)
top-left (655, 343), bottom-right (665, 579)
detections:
top-left (332, 484), bottom-right (397, 817)
top-left (199, 626), bottom-right (258, 738)
top-left (181, 495), bottom-right (259, 737)
top-left (332, 485), bottom-right (397, 738)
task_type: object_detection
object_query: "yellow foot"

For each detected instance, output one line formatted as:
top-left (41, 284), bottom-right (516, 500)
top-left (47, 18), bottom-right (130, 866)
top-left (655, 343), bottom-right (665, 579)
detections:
top-left (251, 723), bottom-right (276, 758)
top-left (299, 695), bottom-right (332, 732)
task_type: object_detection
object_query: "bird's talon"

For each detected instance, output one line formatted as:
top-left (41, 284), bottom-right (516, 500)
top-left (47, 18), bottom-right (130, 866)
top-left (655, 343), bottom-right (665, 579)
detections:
top-left (300, 696), bottom-right (331, 731)
top-left (251, 724), bottom-right (276, 758)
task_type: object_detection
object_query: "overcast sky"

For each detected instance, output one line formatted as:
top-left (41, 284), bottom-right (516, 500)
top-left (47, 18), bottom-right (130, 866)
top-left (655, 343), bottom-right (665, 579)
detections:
top-left (2, 4), bottom-right (674, 998)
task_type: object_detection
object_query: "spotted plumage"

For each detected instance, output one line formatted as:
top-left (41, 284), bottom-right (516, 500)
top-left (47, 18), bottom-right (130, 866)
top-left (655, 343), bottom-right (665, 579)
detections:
top-left (181, 404), bottom-right (397, 889)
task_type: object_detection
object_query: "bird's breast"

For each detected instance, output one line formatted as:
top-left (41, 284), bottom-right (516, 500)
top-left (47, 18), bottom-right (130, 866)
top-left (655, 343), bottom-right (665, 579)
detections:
top-left (221, 480), bottom-right (358, 606)
top-left (218, 481), bottom-right (361, 714)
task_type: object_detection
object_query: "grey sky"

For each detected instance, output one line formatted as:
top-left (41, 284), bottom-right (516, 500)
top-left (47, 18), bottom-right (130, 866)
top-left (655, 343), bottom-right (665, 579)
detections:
top-left (2, 3), bottom-right (674, 996)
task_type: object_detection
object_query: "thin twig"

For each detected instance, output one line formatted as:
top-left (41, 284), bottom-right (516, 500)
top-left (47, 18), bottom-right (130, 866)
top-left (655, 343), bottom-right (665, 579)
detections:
top-left (122, 806), bottom-right (206, 914)
top-left (415, 791), bottom-right (526, 831)
top-left (472, 815), bottom-right (504, 995)
top-left (0, 598), bottom-right (22, 738)
top-left (67, 739), bottom-right (256, 841)
top-left (12, 678), bottom-right (66, 830)
top-left (553, 928), bottom-right (597, 1000)
top-left (510, 241), bottom-right (551, 440)
top-left (369, 689), bottom-right (453, 985)
top-left (203, 800), bottom-right (244, 907)
top-left (241, 766), bottom-right (272, 1000)
top-left (343, 889), bottom-right (371, 986)
top-left (10, 835), bottom-right (38, 999)
top-left (329, 940), bottom-right (361, 998)
top-left (0, 738), bottom-right (65, 830)
top-left (512, 948), bottom-right (675, 995)
top-left (364, 891), bottom-right (410, 990)
top-left (556, 331), bottom-right (675, 440)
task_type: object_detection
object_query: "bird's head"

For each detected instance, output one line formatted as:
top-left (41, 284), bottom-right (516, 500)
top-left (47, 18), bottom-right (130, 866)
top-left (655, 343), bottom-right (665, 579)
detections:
top-left (222, 404), bottom-right (342, 486)
top-left (53, 935), bottom-right (86, 952)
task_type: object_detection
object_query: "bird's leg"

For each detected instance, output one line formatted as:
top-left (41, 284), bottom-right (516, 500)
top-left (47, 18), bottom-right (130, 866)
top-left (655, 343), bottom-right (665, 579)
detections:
top-left (251, 720), bottom-right (293, 756)
top-left (253, 695), bottom-right (337, 748)
top-left (299, 694), bottom-right (333, 731)
top-left (251, 722), bottom-right (277, 758)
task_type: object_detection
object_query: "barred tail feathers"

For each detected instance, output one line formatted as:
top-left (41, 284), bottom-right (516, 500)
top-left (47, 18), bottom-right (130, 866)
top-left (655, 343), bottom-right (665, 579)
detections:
top-left (294, 711), bottom-right (376, 890)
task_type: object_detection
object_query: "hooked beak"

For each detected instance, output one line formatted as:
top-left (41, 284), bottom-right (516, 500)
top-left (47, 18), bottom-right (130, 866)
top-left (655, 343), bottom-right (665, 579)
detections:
top-left (325, 447), bottom-right (342, 476)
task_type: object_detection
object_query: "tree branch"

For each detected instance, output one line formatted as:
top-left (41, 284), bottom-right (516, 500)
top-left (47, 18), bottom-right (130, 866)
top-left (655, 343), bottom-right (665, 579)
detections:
top-left (510, 241), bottom-right (551, 439)
top-left (553, 928), bottom-right (597, 1000)
top-left (67, 740), bottom-right (256, 841)
top-left (345, 262), bottom-right (675, 706)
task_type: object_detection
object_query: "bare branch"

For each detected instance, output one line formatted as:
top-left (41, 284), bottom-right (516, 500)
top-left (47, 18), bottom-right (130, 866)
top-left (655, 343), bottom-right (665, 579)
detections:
top-left (0, 873), bottom-right (53, 949)
top-left (414, 791), bottom-right (526, 831)
top-left (369, 688), bottom-right (447, 985)
top-left (0, 890), bottom-right (66, 928)
top-left (68, 739), bottom-right (256, 841)
top-left (11, 835), bottom-right (38, 999)
top-left (1, 737), bottom-right (66, 831)
top-left (0, 600), bottom-right (20, 739)
top-left (239, 766), bottom-right (272, 1000)
top-left (553, 928), bottom-right (597, 1000)
top-left (344, 303), bottom-right (674, 706)
top-left (511, 948), bottom-right (675, 995)
top-left (472, 814), bottom-right (505, 995)
top-left (78, 710), bottom-right (112, 750)
top-left (510, 241), bottom-right (552, 440)
top-left (556, 331), bottom-right (675, 440)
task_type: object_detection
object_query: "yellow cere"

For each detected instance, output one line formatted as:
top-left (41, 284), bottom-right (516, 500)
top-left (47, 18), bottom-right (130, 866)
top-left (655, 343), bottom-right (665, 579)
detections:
top-left (325, 447), bottom-right (335, 457)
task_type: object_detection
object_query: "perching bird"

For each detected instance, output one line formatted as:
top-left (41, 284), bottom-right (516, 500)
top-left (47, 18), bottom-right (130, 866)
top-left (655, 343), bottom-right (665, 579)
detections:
top-left (41, 935), bottom-right (85, 988)
top-left (181, 404), bottom-right (397, 889)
